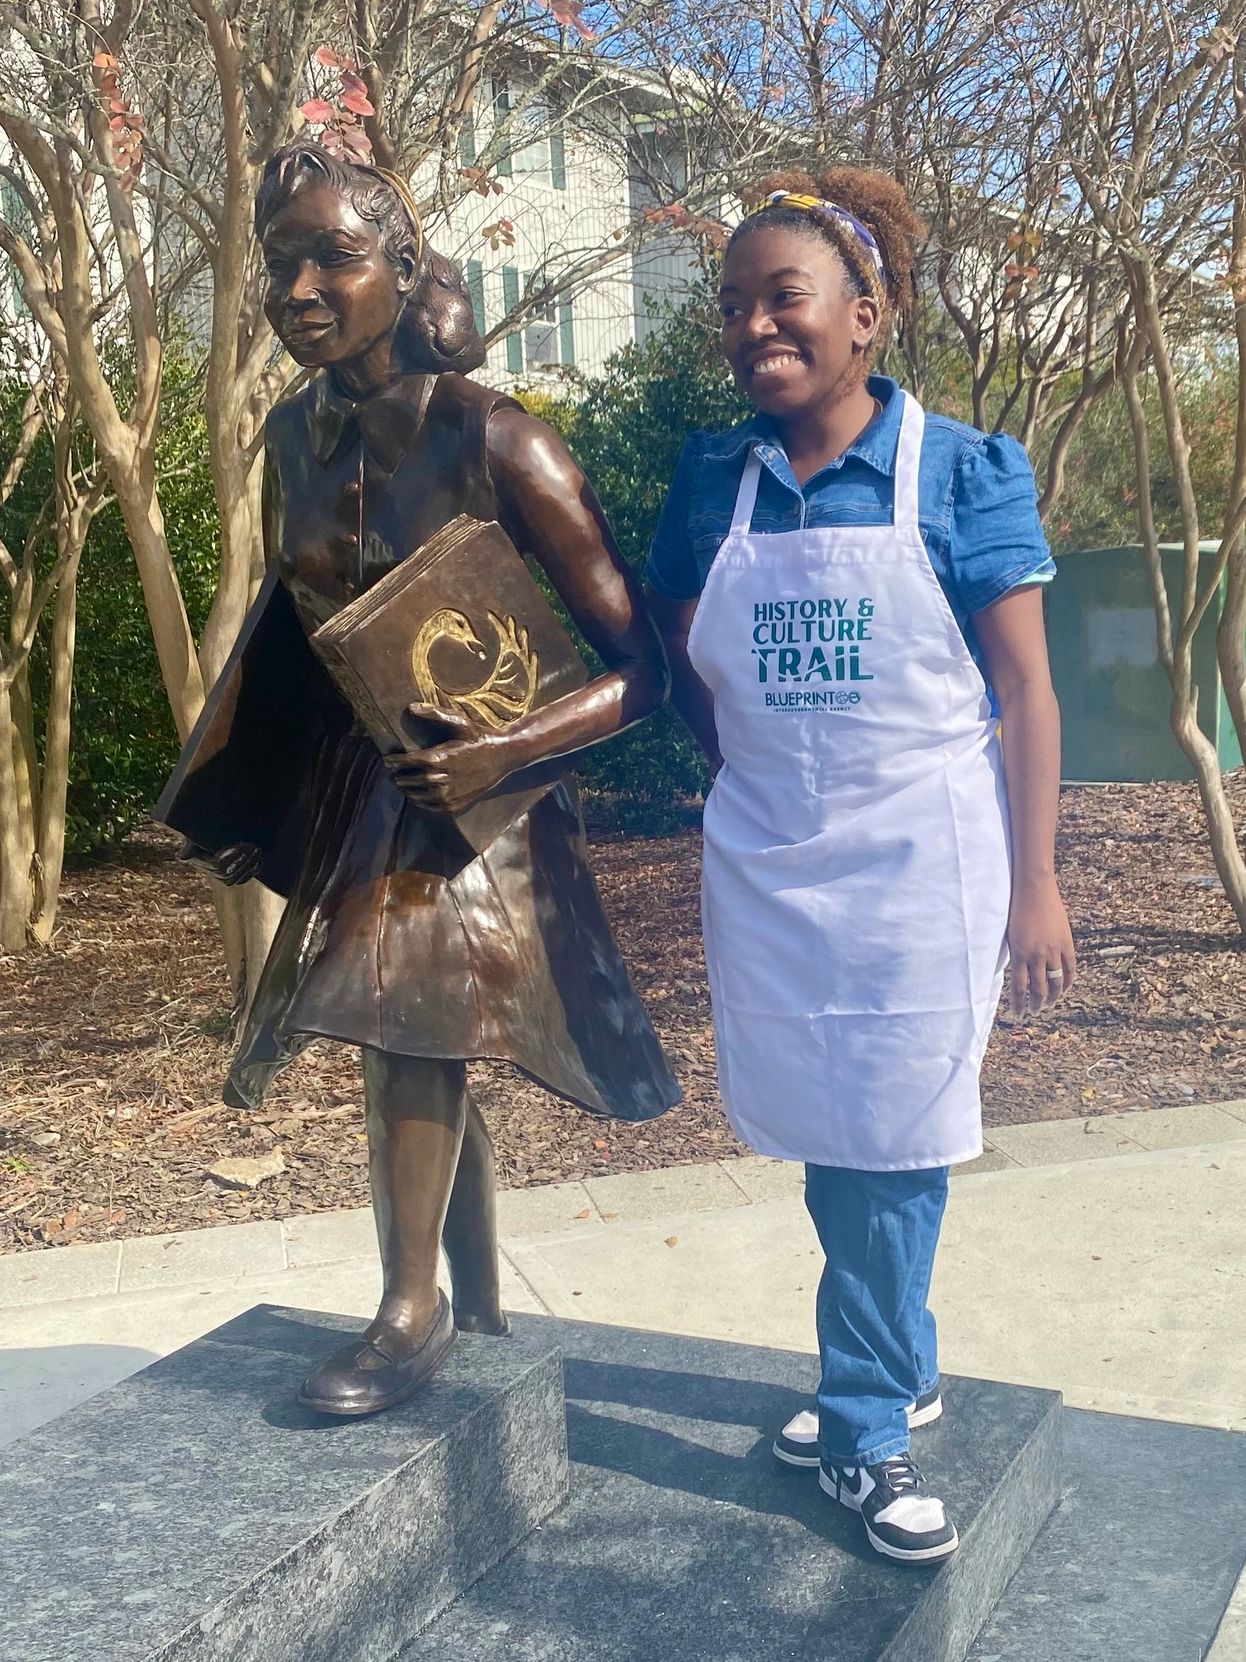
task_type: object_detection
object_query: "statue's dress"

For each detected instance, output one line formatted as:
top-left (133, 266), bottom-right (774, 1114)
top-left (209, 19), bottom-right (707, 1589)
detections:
top-left (223, 370), bottom-right (679, 1122)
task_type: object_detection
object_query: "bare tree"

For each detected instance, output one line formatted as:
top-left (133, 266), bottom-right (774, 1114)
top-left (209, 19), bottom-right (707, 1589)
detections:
top-left (0, 354), bottom-right (108, 950)
top-left (1030, 0), bottom-right (1246, 928)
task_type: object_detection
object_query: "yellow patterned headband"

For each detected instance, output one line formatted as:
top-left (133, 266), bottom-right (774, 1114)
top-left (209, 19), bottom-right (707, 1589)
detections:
top-left (748, 190), bottom-right (887, 288)
top-left (375, 166), bottom-right (425, 266)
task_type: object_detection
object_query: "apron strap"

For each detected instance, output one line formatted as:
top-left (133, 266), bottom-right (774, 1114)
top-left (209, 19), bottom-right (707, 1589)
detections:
top-left (893, 392), bottom-right (925, 532)
top-left (729, 447), bottom-right (764, 534)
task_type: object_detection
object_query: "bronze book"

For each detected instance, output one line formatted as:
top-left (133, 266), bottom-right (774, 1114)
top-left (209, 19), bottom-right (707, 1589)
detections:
top-left (311, 514), bottom-right (589, 855)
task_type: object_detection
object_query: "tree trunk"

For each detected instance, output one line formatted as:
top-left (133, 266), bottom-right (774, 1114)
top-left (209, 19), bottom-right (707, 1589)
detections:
top-left (0, 677), bottom-right (32, 950)
top-left (242, 880), bottom-right (284, 1014)
top-left (210, 879), bottom-right (283, 1021)
top-left (212, 881), bottom-right (247, 1005)
top-left (197, 447), bottom-right (257, 690)
top-left (10, 663), bottom-right (39, 858)
top-left (112, 453), bottom-right (206, 744)
top-left (1171, 695), bottom-right (1246, 931)
top-left (30, 557), bottom-right (81, 944)
top-left (1220, 547), bottom-right (1246, 759)
top-left (1121, 345), bottom-right (1246, 933)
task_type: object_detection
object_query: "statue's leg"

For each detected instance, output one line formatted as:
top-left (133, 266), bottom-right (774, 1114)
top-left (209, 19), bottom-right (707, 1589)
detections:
top-left (296, 1050), bottom-right (467, 1416)
top-left (442, 1096), bottom-right (507, 1335)
top-left (364, 1049), bottom-right (467, 1336)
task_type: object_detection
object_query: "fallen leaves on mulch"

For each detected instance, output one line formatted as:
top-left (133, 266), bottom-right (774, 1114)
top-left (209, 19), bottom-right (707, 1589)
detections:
top-left (1, 776), bottom-right (1243, 1252)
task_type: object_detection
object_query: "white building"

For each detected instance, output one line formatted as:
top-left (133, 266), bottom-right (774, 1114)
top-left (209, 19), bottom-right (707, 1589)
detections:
top-left (429, 70), bottom-right (704, 391)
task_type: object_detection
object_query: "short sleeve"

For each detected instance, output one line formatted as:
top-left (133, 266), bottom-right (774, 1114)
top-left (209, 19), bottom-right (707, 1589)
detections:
top-left (948, 432), bottom-right (1055, 616)
top-left (644, 435), bottom-right (706, 600)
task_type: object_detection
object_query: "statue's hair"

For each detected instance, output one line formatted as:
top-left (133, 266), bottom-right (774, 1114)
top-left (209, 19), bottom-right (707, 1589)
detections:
top-left (729, 166), bottom-right (926, 365)
top-left (256, 139), bottom-right (486, 375)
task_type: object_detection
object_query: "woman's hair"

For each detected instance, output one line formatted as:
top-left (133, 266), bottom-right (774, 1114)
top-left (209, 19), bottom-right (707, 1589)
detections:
top-left (255, 139), bottom-right (486, 375)
top-left (728, 166), bottom-right (926, 364)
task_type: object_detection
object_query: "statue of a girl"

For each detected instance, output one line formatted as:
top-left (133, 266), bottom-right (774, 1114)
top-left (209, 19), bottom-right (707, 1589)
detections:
top-left (163, 139), bottom-right (679, 1415)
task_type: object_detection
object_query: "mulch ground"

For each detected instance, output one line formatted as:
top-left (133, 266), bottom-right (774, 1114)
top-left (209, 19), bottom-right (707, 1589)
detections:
top-left (2, 776), bottom-right (1244, 1253)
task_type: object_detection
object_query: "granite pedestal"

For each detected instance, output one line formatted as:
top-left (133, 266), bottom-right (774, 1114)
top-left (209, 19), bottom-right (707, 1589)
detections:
top-left (967, 1406), bottom-right (1246, 1660)
top-left (407, 1315), bottom-right (1064, 1662)
top-left (0, 1306), bottom-right (567, 1662)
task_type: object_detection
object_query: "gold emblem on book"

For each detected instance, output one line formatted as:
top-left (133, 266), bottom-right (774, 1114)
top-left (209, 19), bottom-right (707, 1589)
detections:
top-left (411, 608), bottom-right (540, 729)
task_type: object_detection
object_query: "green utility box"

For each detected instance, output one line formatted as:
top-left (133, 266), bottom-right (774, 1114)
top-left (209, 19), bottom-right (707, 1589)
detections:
top-left (1045, 542), bottom-right (1242, 783)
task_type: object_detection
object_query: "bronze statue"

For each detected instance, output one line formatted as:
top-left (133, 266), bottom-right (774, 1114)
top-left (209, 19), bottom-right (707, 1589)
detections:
top-left (159, 140), bottom-right (679, 1416)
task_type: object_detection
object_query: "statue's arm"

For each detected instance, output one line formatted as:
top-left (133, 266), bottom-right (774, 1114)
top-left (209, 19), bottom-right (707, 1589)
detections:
top-left (383, 405), bottom-right (673, 816)
top-left (484, 405), bottom-right (670, 770)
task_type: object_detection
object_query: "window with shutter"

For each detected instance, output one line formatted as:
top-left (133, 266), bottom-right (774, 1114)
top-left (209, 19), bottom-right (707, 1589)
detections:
top-left (502, 264), bottom-right (522, 373)
top-left (465, 260), bottom-right (486, 333)
top-left (491, 79), bottom-right (512, 178)
top-left (458, 113), bottom-right (476, 167)
top-left (0, 181), bottom-right (31, 317)
top-left (549, 125), bottom-right (567, 191)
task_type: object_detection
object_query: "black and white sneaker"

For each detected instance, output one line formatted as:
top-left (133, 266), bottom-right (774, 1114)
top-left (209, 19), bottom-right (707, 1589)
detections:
top-left (772, 1385), bottom-right (942, 1469)
top-left (819, 1452), bottom-right (959, 1563)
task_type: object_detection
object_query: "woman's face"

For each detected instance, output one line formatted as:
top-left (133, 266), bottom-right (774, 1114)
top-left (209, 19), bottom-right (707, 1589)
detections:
top-left (261, 178), bottom-right (414, 369)
top-left (719, 226), bottom-right (879, 419)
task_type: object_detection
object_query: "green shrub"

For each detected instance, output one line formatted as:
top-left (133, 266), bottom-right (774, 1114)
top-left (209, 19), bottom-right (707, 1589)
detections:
top-left (0, 362), bottom-right (218, 858)
top-left (1042, 360), bottom-right (1239, 553)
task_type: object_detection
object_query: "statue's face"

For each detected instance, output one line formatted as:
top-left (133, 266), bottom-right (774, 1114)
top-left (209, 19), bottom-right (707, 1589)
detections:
top-left (261, 178), bottom-right (415, 368)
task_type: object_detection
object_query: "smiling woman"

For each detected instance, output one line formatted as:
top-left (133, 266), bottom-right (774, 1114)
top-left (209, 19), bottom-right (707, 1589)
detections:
top-left (716, 169), bottom-right (923, 477)
top-left (644, 164), bottom-right (1075, 1567)
top-left (161, 138), bottom-right (679, 1418)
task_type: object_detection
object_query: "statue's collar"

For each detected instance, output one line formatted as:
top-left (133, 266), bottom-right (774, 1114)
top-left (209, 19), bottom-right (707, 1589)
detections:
top-left (305, 371), bottom-right (436, 476)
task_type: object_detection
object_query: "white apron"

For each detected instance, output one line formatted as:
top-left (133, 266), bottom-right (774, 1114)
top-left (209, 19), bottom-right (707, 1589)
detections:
top-left (687, 392), bottom-right (1011, 1170)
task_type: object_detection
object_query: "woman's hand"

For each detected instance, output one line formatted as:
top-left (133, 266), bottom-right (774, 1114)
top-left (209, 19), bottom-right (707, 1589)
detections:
top-left (1006, 874), bottom-right (1077, 1016)
top-left (177, 838), bottom-right (261, 887)
top-left (383, 703), bottom-right (521, 815)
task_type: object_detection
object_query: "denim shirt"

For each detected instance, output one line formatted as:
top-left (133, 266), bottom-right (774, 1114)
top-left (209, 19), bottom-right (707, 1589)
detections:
top-left (645, 376), bottom-right (1055, 682)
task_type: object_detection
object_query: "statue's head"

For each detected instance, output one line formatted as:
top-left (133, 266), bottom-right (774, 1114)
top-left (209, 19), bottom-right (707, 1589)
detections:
top-left (256, 139), bottom-right (486, 378)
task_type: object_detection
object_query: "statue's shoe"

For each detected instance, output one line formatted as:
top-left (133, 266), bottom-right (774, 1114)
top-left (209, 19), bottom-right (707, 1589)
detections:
top-left (297, 1293), bottom-right (457, 1416)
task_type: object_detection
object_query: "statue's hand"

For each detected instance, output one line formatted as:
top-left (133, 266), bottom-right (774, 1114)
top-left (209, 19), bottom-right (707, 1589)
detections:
top-left (383, 703), bottom-right (518, 816)
top-left (177, 838), bottom-right (261, 887)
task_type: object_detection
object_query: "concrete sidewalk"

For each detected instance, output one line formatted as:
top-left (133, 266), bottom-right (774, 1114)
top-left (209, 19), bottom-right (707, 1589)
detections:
top-left (3, 1100), bottom-right (1245, 1655)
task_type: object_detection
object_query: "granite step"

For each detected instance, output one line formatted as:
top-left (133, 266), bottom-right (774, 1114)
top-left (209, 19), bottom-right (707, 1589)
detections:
top-left (0, 1306), bottom-right (567, 1662)
top-left (406, 1315), bottom-right (1063, 1662)
top-left (967, 1405), bottom-right (1246, 1661)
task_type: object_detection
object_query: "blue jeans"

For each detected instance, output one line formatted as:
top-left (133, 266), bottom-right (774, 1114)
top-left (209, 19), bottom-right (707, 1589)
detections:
top-left (804, 1163), bottom-right (949, 1467)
